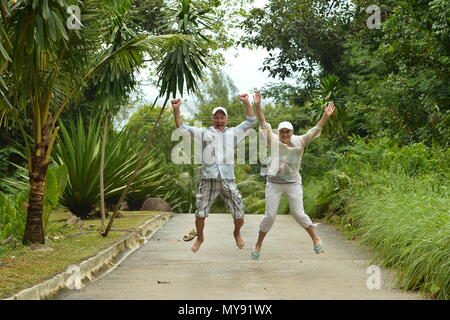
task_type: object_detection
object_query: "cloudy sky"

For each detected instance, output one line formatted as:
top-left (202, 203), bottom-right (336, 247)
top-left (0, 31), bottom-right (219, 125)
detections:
top-left (137, 47), bottom-right (278, 104)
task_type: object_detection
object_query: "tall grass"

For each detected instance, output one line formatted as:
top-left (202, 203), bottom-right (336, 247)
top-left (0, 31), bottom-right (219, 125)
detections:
top-left (303, 137), bottom-right (449, 299)
top-left (339, 171), bottom-right (449, 300)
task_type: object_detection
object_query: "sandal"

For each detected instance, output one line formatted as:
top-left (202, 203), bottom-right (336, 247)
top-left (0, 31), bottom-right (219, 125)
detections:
top-left (251, 248), bottom-right (260, 260)
top-left (183, 229), bottom-right (197, 242)
top-left (314, 243), bottom-right (324, 254)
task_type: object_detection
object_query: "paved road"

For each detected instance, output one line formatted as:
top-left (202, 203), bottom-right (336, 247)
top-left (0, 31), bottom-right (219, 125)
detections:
top-left (58, 214), bottom-right (423, 300)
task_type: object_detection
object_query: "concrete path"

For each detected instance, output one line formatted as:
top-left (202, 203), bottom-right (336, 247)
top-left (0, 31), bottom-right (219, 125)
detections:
top-left (57, 214), bottom-right (423, 300)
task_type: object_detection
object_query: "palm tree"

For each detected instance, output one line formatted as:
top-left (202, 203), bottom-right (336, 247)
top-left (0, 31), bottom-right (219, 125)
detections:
top-left (101, 0), bottom-right (211, 236)
top-left (0, 0), bottom-right (208, 244)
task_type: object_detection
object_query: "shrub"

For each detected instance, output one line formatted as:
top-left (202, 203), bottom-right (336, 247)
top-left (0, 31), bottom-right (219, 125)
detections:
top-left (303, 137), bottom-right (449, 299)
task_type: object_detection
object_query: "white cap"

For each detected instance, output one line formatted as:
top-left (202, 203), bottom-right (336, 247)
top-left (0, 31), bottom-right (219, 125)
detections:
top-left (278, 121), bottom-right (294, 131)
top-left (212, 107), bottom-right (228, 116)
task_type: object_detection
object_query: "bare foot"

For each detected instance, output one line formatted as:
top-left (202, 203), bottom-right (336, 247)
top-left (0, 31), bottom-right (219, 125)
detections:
top-left (234, 232), bottom-right (245, 249)
top-left (191, 238), bottom-right (204, 253)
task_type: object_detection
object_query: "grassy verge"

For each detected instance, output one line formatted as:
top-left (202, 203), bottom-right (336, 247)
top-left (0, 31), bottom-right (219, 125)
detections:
top-left (0, 210), bottom-right (159, 298)
top-left (302, 138), bottom-right (450, 300)
top-left (303, 170), bottom-right (449, 300)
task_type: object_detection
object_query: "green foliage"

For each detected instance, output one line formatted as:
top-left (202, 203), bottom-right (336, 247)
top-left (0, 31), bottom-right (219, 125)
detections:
top-left (260, 81), bottom-right (310, 107)
top-left (305, 137), bottom-right (449, 217)
top-left (0, 191), bottom-right (27, 242)
top-left (170, 166), bottom-right (201, 213)
top-left (235, 166), bottom-right (290, 215)
top-left (237, 171), bottom-right (265, 214)
top-left (156, 0), bottom-right (211, 99)
top-left (53, 115), bottom-right (188, 216)
top-left (0, 0), bottom-right (216, 243)
top-left (307, 75), bottom-right (348, 138)
top-left (0, 147), bottom-right (26, 194)
top-left (0, 163), bottom-right (66, 241)
top-left (302, 137), bottom-right (449, 299)
top-left (1, 161), bottom-right (68, 232)
top-left (339, 171), bottom-right (449, 300)
top-left (125, 158), bottom-right (185, 211)
top-left (43, 166), bottom-right (64, 231)
top-left (241, 0), bottom-right (354, 79)
top-left (343, 0), bottom-right (449, 146)
top-left (130, 0), bottom-right (168, 35)
top-left (242, 0), bottom-right (450, 147)
top-left (125, 105), bottom-right (176, 161)
top-left (54, 116), bottom-right (154, 216)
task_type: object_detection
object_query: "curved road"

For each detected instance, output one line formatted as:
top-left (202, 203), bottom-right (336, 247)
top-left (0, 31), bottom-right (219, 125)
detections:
top-left (57, 214), bottom-right (423, 300)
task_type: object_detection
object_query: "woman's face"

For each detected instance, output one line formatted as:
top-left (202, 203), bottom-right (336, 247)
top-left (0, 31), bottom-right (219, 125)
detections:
top-left (279, 128), bottom-right (293, 144)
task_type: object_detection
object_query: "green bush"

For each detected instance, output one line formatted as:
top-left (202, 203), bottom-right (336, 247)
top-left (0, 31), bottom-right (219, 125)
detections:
top-left (303, 137), bottom-right (449, 299)
top-left (340, 171), bottom-right (449, 300)
top-left (0, 191), bottom-right (27, 242)
top-left (54, 116), bottom-right (196, 216)
top-left (55, 117), bottom-right (167, 216)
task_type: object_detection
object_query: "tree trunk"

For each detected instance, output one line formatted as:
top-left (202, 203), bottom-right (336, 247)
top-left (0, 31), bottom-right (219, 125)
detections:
top-left (23, 154), bottom-right (49, 244)
top-left (23, 116), bottom-right (52, 244)
top-left (99, 111), bottom-right (108, 232)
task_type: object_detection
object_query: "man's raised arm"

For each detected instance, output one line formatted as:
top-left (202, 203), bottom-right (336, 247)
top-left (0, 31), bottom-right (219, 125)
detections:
top-left (236, 93), bottom-right (257, 129)
top-left (171, 98), bottom-right (184, 128)
top-left (171, 98), bottom-right (204, 140)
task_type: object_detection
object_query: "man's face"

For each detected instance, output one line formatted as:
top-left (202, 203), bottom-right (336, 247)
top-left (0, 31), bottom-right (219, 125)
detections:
top-left (212, 111), bottom-right (228, 131)
top-left (279, 128), bottom-right (293, 143)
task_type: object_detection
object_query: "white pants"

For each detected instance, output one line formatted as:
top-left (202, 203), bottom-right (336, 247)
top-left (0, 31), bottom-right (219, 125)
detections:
top-left (260, 181), bottom-right (314, 232)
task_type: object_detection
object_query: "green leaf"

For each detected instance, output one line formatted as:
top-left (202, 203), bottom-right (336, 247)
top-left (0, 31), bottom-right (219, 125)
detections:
top-left (45, 168), bottom-right (59, 207)
top-left (53, 11), bottom-right (69, 41)
top-left (1, 0), bottom-right (11, 15)
top-left (53, 164), bottom-right (68, 197)
top-left (35, 14), bottom-right (45, 49)
top-left (0, 40), bottom-right (11, 62)
top-left (42, 0), bottom-right (50, 20)
top-left (48, 12), bottom-right (57, 41)
top-left (43, 168), bottom-right (59, 230)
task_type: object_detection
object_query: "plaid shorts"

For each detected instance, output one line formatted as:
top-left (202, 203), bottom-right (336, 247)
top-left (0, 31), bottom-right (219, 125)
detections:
top-left (195, 179), bottom-right (245, 219)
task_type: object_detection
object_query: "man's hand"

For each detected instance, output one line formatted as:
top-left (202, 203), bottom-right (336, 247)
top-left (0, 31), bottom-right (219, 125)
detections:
top-left (253, 91), bottom-right (262, 106)
top-left (171, 98), bottom-right (183, 128)
top-left (238, 93), bottom-right (250, 105)
top-left (171, 98), bottom-right (182, 111)
top-left (324, 101), bottom-right (335, 117)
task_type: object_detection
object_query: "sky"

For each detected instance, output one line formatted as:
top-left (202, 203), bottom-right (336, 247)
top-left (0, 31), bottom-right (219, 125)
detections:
top-left (137, 46), bottom-right (281, 112)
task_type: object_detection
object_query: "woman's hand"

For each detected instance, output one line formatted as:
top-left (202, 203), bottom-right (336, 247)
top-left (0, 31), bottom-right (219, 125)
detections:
top-left (324, 101), bottom-right (335, 117)
top-left (315, 101), bottom-right (336, 128)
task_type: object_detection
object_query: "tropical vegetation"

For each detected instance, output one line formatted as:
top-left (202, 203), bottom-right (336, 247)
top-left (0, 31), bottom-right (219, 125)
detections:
top-left (0, 0), bottom-right (448, 300)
